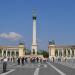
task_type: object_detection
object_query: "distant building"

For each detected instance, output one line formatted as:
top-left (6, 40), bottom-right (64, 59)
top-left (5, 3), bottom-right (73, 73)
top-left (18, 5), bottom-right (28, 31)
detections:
top-left (0, 43), bottom-right (25, 58)
top-left (48, 40), bottom-right (75, 61)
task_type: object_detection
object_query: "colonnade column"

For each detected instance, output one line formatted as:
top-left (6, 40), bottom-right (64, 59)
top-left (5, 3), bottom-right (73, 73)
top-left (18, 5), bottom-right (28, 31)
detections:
top-left (70, 49), bottom-right (72, 58)
top-left (66, 49), bottom-right (68, 58)
top-left (6, 50), bottom-right (7, 57)
top-left (74, 49), bottom-right (75, 58)
top-left (49, 48), bottom-right (51, 58)
top-left (62, 49), bottom-right (64, 57)
top-left (10, 51), bottom-right (12, 58)
top-left (58, 50), bottom-right (59, 57)
top-left (15, 51), bottom-right (16, 58)
top-left (2, 50), bottom-right (4, 57)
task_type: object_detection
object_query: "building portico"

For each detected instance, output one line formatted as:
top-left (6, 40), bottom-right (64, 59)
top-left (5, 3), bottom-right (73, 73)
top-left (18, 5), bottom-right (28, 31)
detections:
top-left (0, 46), bottom-right (19, 58)
top-left (0, 42), bottom-right (25, 59)
top-left (48, 41), bottom-right (75, 61)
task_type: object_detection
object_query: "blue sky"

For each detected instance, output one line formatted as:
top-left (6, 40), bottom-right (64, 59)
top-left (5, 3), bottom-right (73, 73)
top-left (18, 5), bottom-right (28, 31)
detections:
top-left (0, 0), bottom-right (75, 50)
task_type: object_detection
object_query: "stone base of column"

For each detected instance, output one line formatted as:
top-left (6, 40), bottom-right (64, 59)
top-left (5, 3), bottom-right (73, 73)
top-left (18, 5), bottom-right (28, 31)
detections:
top-left (31, 45), bottom-right (37, 55)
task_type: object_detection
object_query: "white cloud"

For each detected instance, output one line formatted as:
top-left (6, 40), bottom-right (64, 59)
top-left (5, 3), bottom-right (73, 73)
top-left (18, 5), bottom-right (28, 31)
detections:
top-left (0, 32), bottom-right (23, 40)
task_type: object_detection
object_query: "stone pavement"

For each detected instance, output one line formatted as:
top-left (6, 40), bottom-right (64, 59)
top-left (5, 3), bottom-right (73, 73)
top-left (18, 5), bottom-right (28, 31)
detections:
top-left (55, 59), bottom-right (75, 69)
top-left (0, 60), bottom-right (75, 75)
top-left (0, 61), bottom-right (48, 75)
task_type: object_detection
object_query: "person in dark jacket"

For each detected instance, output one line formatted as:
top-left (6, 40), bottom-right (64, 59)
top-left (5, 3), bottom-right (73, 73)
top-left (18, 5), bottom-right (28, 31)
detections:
top-left (21, 57), bottom-right (24, 65)
top-left (17, 57), bottom-right (20, 65)
top-left (36, 57), bottom-right (39, 63)
top-left (3, 57), bottom-right (8, 72)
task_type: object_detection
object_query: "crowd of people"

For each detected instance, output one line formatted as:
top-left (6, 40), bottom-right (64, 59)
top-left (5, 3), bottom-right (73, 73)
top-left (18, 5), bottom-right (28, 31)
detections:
top-left (1, 56), bottom-right (48, 72)
top-left (17, 57), bottom-right (47, 65)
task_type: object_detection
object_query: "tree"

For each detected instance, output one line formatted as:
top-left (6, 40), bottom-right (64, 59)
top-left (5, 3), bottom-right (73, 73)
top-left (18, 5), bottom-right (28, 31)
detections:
top-left (42, 50), bottom-right (49, 58)
top-left (37, 50), bottom-right (43, 55)
top-left (25, 48), bottom-right (31, 55)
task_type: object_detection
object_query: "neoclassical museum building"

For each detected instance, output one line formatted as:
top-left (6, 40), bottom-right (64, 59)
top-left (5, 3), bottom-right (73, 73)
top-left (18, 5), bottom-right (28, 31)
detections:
top-left (48, 40), bottom-right (75, 61)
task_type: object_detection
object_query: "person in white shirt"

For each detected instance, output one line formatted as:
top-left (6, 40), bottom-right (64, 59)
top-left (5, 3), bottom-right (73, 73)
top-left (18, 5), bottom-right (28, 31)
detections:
top-left (3, 57), bottom-right (8, 62)
top-left (3, 57), bottom-right (8, 72)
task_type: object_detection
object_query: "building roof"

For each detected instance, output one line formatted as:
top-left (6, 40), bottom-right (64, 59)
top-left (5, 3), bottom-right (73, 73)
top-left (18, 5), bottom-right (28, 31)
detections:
top-left (49, 45), bottom-right (75, 48)
top-left (0, 45), bottom-right (18, 49)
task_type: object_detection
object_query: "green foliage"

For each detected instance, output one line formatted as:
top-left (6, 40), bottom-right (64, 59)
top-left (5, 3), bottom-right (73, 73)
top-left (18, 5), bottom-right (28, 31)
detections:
top-left (42, 50), bottom-right (49, 58)
top-left (37, 50), bottom-right (43, 55)
top-left (37, 50), bottom-right (49, 58)
top-left (25, 48), bottom-right (31, 55)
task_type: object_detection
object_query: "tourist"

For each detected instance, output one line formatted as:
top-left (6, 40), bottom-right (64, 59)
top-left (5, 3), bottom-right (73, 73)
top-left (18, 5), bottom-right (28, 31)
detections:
top-left (21, 57), bottom-right (24, 65)
top-left (25, 57), bottom-right (27, 63)
top-left (36, 57), bottom-right (39, 63)
top-left (40, 58), bottom-right (42, 63)
top-left (3, 57), bottom-right (8, 72)
top-left (52, 57), bottom-right (54, 62)
top-left (17, 57), bottom-right (20, 65)
top-left (12, 57), bottom-right (15, 63)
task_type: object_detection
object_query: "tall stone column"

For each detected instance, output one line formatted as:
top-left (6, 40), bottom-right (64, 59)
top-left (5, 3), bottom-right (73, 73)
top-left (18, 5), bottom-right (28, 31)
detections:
top-left (31, 13), bottom-right (37, 55)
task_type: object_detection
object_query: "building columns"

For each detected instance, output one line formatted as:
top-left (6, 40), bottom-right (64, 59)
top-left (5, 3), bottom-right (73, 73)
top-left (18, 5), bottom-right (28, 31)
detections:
top-left (10, 51), bottom-right (12, 57)
top-left (58, 50), bottom-right (59, 57)
top-left (70, 49), bottom-right (72, 58)
top-left (48, 45), bottom-right (50, 59)
top-left (66, 49), bottom-right (68, 58)
top-left (62, 49), bottom-right (64, 57)
top-left (74, 49), bottom-right (75, 57)
top-left (6, 50), bottom-right (7, 57)
top-left (15, 51), bottom-right (16, 58)
top-left (2, 50), bottom-right (4, 57)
